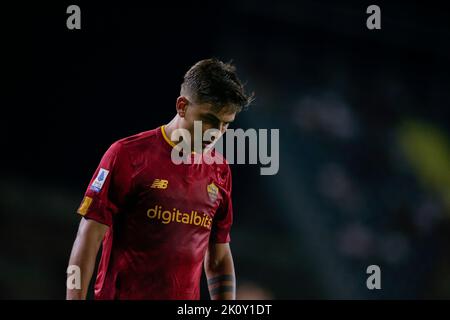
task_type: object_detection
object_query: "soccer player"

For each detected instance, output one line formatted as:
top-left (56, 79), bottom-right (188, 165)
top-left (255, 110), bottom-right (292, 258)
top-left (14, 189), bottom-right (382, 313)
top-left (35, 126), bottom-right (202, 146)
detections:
top-left (66, 58), bottom-right (253, 300)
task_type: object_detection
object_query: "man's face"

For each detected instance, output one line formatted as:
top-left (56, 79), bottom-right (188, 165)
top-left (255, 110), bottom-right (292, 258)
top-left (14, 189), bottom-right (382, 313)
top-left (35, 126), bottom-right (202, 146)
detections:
top-left (183, 100), bottom-right (236, 152)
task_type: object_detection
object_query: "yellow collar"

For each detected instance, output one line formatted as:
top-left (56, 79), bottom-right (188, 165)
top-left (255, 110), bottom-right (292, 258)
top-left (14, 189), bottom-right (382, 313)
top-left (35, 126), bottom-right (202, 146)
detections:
top-left (161, 125), bottom-right (197, 154)
top-left (161, 125), bottom-right (177, 148)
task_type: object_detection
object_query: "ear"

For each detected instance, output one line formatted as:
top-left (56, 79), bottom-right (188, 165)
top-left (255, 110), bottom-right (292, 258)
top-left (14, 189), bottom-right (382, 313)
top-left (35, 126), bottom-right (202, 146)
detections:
top-left (176, 96), bottom-right (189, 118)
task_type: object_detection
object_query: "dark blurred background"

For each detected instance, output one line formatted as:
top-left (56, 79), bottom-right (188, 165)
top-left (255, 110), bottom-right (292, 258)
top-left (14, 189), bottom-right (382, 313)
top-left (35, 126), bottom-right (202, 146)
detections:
top-left (2, 0), bottom-right (450, 299)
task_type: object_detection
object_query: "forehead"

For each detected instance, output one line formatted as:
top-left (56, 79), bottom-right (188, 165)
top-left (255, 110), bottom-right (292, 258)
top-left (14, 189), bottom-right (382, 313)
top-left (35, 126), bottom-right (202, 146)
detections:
top-left (195, 103), bottom-right (237, 122)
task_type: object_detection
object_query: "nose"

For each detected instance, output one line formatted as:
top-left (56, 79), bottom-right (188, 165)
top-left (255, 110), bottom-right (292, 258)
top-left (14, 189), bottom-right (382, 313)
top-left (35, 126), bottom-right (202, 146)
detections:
top-left (219, 123), bottom-right (228, 134)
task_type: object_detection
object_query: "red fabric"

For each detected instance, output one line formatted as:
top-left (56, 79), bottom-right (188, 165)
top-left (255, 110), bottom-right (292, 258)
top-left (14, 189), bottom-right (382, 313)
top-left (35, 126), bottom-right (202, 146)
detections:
top-left (76, 126), bottom-right (233, 299)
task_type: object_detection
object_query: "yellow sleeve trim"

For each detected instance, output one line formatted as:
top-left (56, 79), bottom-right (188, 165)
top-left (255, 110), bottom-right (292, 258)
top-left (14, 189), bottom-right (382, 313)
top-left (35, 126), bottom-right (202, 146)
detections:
top-left (78, 196), bottom-right (93, 216)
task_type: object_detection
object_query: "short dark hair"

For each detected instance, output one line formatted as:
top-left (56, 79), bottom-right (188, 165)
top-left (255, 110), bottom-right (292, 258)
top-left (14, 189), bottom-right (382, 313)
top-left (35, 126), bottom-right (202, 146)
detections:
top-left (181, 58), bottom-right (253, 113)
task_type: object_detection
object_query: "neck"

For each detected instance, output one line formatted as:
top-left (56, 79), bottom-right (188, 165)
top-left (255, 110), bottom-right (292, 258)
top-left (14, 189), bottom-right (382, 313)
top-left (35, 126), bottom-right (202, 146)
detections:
top-left (163, 115), bottom-right (184, 144)
top-left (163, 115), bottom-right (205, 155)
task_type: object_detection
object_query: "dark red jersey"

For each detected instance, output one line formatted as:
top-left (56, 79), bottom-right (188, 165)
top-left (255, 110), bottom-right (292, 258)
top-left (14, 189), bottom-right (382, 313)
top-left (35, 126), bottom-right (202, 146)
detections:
top-left (76, 126), bottom-right (233, 299)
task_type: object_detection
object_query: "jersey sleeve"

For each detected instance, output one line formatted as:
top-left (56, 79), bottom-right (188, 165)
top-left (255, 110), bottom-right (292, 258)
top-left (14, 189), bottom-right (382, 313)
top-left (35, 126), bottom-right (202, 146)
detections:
top-left (76, 141), bottom-right (133, 227)
top-left (210, 166), bottom-right (233, 243)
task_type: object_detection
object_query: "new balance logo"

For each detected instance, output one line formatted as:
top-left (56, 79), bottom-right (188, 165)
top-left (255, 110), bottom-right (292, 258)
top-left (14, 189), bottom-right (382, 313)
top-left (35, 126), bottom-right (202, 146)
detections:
top-left (150, 179), bottom-right (169, 189)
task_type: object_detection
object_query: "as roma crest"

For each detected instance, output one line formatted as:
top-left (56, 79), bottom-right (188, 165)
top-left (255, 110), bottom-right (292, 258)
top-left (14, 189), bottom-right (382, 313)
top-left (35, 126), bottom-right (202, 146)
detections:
top-left (207, 182), bottom-right (219, 202)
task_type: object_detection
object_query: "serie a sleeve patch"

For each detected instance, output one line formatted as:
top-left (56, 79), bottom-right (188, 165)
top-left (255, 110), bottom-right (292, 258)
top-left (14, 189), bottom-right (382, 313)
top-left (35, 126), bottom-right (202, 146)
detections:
top-left (90, 168), bottom-right (109, 192)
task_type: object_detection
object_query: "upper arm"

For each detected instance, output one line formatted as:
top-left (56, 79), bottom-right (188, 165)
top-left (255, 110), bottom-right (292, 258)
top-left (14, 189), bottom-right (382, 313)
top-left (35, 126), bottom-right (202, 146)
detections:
top-left (76, 141), bottom-right (133, 227)
top-left (76, 217), bottom-right (109, 244)
top-left (210, 166), bottom-right (233, 243)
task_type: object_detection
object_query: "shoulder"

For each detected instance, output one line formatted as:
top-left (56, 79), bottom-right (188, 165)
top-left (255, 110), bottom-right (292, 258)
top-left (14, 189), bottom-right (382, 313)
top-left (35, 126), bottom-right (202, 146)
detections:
top-left (105, 127), bottom-right (162, 162)
top-left (115, 127), bottom-right (161, 147)
top-left (208, 150), bottom-right (232, 189)
top-left (108, 127), bottom-right (161, 152)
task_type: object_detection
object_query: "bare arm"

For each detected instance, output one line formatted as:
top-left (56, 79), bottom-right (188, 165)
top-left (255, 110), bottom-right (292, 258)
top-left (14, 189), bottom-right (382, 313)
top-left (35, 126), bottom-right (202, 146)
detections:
top-left (66, 218), bottom-right (108, 300)
top-left (204, 243), bottom-right (236, 300)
